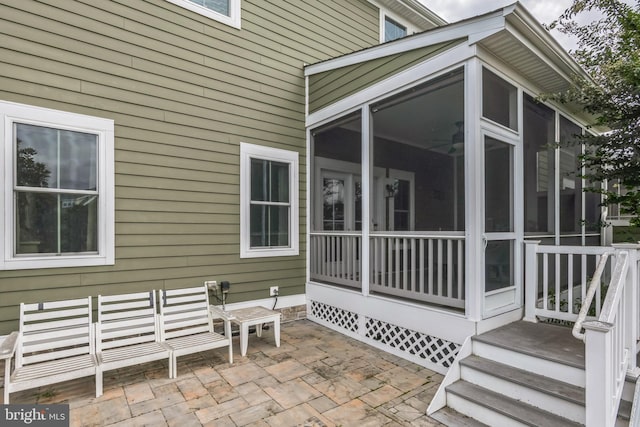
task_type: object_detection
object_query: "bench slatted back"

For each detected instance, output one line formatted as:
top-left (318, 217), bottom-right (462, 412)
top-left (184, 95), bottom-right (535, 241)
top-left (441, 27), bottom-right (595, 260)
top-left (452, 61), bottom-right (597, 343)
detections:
top-left (18, 297), bottom-right (93, 368)
top-left (97, 291), bottom-right (159, 352)
top-left (160, 285), bottom-right (212, 340)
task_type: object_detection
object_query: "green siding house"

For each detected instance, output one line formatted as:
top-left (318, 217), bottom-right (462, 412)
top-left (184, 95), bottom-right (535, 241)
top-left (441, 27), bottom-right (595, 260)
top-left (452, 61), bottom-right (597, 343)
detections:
top-left (0, 0), bottom-right (441, 332)
top-left (4, 1), bottom-right (639, 425)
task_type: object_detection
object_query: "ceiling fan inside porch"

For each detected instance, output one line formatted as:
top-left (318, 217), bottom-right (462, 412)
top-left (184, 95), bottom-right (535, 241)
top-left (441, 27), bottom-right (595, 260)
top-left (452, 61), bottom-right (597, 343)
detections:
top-left (424, 121), bottom-right (464, 154)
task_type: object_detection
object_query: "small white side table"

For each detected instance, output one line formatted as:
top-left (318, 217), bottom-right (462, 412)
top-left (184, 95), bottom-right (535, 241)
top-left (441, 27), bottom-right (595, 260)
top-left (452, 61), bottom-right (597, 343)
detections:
top-left (227, 306), bottom-right (281, 356)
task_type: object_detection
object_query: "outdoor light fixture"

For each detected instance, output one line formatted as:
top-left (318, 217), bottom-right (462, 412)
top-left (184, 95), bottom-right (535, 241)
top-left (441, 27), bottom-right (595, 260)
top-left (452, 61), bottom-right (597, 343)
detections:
top-left (386, 181), bottom-right (399, 198)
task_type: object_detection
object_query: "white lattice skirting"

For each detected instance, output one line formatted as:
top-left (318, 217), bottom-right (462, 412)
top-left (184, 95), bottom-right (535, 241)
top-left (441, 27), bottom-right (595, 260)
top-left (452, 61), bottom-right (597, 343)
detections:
top-left (309, 300), bottom-right (460, 370)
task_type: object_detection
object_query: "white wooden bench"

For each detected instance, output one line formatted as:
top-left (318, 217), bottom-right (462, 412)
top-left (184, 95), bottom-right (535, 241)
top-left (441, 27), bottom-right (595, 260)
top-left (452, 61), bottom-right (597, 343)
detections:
top-left (96, 290), bottom-right (171, 396)
top-left (159, 285), bottom-right (233, 378)
top-left (3, 297), bottom-right (98, 404)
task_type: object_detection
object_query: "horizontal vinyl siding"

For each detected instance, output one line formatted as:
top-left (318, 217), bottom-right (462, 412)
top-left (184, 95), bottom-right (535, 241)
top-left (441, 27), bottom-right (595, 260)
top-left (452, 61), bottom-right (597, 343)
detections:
top-left (0, 0), bottom-right (377, 333)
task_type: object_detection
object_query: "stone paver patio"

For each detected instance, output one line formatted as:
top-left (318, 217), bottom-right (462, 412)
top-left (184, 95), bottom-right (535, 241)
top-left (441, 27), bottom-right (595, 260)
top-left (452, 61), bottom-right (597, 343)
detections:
top-left (2, 320), bottom-right (447, 426)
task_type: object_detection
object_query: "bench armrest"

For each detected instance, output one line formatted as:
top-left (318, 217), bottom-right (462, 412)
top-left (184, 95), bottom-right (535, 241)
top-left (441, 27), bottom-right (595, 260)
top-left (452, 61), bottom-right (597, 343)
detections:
top-left (0, 331), bottom-right (18, 361)
top-left (209, 305), bottom-right (236, 322)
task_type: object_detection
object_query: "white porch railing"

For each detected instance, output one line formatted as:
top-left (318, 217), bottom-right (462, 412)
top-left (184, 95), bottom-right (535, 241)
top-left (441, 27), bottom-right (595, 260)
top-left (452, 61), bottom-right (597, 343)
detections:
top-left (524, 241), bottom-right (640, 427)
top-left (524, 242), bottom-right (615, 323)
top-left (310, 232), bottom-right (362, 289)
top-left (370, 233), bottom-right (465, 309)
top-left (583, 250), bottom-right (632, 427)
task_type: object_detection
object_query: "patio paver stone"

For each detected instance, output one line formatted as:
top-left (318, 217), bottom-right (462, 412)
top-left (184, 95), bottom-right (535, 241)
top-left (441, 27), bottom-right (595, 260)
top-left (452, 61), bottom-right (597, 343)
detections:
top-left (1, 319), bottom-right (445, 426)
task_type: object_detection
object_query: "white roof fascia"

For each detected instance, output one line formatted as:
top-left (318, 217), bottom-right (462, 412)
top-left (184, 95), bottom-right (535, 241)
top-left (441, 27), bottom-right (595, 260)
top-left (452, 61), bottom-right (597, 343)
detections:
top-left (304, 12), bottom-right (505, 76)
top-left (306, 42), bottom-right (475, 128)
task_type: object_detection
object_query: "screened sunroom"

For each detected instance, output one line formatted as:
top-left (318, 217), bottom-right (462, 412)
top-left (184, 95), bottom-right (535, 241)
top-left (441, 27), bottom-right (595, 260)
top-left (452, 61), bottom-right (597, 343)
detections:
top-left (304, 4), bottom-right (602, 372)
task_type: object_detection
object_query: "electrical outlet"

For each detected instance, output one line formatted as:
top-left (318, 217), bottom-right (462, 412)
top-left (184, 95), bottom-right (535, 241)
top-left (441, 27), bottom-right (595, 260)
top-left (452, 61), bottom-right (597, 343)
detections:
top-left (270, 286), bottom-right (279, 296)
top-left (205, 280), bottom-right (218, 292)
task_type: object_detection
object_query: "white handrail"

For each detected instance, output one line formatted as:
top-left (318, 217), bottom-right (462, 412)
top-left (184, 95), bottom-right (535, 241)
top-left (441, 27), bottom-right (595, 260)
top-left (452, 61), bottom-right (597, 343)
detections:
top-left (572, 252), bottom-right (612, 341)
top-left (599, 251), bottom-right (629, 324)
top-left (583, 249), bottom-right (631, 427)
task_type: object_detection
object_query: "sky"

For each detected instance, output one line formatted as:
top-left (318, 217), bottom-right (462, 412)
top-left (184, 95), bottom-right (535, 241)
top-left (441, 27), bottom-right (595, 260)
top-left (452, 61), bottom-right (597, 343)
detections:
top-left (421, 0), bottom-right (582, 51)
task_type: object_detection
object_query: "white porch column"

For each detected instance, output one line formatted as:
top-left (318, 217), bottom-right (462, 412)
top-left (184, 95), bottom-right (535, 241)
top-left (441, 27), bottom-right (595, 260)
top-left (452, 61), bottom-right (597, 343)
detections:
top-left (523, 240), bottom-right (541, 323)
top-left (464, 58), bottom-right (483, 321)
top-left (361, 105), bottom-right (371, 297)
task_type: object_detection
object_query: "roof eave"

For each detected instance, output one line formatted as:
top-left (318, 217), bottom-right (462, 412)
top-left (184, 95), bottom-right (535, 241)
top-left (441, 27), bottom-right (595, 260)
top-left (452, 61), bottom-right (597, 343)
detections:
top-left (505, 3), bottom-right (591, 84)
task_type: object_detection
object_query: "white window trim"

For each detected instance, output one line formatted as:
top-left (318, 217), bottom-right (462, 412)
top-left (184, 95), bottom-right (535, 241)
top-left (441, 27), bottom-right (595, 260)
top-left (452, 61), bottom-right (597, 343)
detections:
top-left (165, 0), bottom-right (241, 29)
top-left (0, 100), bottom-right (115, 270)
top-left (240, 142), bottom-right (299, 258)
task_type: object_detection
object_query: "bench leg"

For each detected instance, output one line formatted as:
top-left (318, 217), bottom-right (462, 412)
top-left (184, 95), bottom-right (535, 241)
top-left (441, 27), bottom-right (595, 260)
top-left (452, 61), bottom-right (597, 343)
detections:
top-left (256, 323), bottom-right (263, 337)
top-left (170, 355), bottom-right (177, 379)
top-left (96, 368), bottom-right (103, 398)
top-left (225, 321), bottom-right (233, 364)
top-left (274, 317), bottom-right (281, 348)
top-left (3, 359), bottom-right (9, 404)
top-left (240, 323), bottom-right (249, 357)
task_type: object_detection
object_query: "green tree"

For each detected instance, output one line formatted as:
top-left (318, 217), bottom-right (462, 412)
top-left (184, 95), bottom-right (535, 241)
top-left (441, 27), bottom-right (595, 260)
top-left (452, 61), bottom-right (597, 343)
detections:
top-left (548, 0), bottom-right (640, 225)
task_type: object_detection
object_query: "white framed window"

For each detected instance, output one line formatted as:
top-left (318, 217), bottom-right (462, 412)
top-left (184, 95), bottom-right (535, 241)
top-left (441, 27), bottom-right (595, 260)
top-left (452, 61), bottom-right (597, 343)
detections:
top-left (384, 15), bottom-right (407, 42)
top-left (0, 100), bottom-right (115, 270)
top-left (379, 10), bottom-right (418, 43)
top-left (165, 0), bottom-right (241, 29)
top-left (240, 142), bottom-right (298, 258)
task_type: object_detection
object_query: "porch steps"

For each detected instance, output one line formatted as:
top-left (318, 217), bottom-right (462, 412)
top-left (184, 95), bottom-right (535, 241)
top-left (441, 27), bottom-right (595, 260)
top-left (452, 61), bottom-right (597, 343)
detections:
top-left (435, 321), bottom-right (634, 426)
top-left (447, 381), bottom-right (582, 427)
top-left (459, 355), bottom-right (585, 423)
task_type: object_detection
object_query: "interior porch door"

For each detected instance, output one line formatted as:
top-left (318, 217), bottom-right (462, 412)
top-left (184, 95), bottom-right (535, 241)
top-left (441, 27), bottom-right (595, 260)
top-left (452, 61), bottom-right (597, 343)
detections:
top-left (483, 135), bottom-right (520, 315)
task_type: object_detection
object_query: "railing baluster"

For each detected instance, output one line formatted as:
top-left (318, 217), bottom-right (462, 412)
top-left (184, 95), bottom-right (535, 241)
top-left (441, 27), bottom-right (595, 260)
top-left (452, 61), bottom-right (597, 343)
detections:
top-left (410, 238), bottom-right (416, 292)
top-left (348, 235), bottom-right (353, 281)
top-left (372, 237), bottom-right (379, 286)
top-left (320, 235), bottom-right (323, 276)
top-left (543, 253), bottom-right (549, 310)
top-left (419, 238), bottom-right (425, 294)
top-left (555, 253), bottom-right (561, 313)
top-left (393, 238), bottom-right (399, 289)
top-left (387, 239), bottom-right (394, 288)
top-left (583, 253), bottom-right (589, 310)
top-left (568, 254), bottom-right (573, 314)
top-left (437, 239), bottom-right (443, 297)
top-left (427, 239), bottom-right (436, 295)
top-left (379, 237), bottom-right (384, 286)
top-left (447, 239), bottom-right (453, 298)
top-left (458, 240), bottom-right (464, 300)
top-left (402, 238), bottom-right (408, 290)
